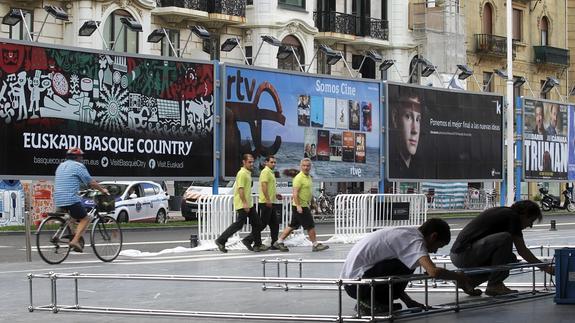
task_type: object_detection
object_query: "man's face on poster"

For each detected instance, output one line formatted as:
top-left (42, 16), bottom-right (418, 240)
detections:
top-left (395, 98), bottom-right (421, 158)
top-left (550, 105), bottom-right (558, 128)
top-left (535, 106), bottom-right (544, 131)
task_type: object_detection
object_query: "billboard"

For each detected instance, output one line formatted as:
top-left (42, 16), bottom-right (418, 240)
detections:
top-left (0, 40), bottom-right (214, 179)
top-left (223, 65), bottom-right (380, 181)
top-left (523, 98), bottom-right (569, 181)
top-left (386, 82), bottom-right (503, 181)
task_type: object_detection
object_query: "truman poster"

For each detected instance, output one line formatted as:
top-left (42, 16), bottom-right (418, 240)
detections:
top-left (0, 40), bottom-right (214, 179)
top-left (523, 98), bottom-right (569, 180)
top-left (386, 82), bottom-right (503, 181)
top-left (224, 65), bottom-right (380, 181)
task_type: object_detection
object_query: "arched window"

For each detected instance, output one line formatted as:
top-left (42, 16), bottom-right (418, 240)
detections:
top-left (277, 35), bottom-right (305, 72)
top-left (541, 16), bottom-right (549, 46)
top-left (483, 3), bottom-right (493, 35)
top-left (103, 10), bottom-right (139, 53)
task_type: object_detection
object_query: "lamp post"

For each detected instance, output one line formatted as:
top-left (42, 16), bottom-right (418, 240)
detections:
top-left (505, 0), bottom-right (514, 206)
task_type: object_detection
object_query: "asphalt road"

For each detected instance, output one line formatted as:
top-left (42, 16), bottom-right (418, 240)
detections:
top-left (1, 215), bottom-right (574, 323)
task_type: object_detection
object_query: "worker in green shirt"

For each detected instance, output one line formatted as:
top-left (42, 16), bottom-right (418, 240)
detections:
top-left (273, 158), bottom-right (329, 252)
top-left (215, 154), bottom-right (267, 253)
top-left (244, 155), bottom-right (283, 248)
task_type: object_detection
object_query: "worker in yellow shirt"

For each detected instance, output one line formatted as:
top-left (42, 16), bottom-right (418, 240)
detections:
top-left (273, 158), bottom-right (328, 252)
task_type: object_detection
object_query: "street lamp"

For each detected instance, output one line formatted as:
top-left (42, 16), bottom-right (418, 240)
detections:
top-left (35, 5), bottom-right (69, 42)
top-left (2, 8), bottom-right (32, 41)
top-left (180, 25), bottom-right (211, 56)
top-left (220, 37), bottom-right (250, 65)
top-left (147, 28), bottom-right (179, 57)
top-left (306, 44), bottom-right (344, 73)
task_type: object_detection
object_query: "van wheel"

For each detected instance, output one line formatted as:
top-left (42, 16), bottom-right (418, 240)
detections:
top-left (117, 211), bottom-right (129, 223)
top-left (156, 209), bottom-right (167, 224)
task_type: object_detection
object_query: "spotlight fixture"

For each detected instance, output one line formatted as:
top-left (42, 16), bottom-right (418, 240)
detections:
top-left (418, 58), bottom-right (436, 77)
top-left (78, 20), bottom-right (100, 36)
top-left (190, 25), bottom-right (211, 40)
top-left (147, 28), bottom-right (167, 43)
top-left (379, 59), bottom-right (395, 72)
top-left (513, 76), bottom-right (526, 87)
top-left (261, 35), bottom-right (282, 47)
top-left (2, 8), bottom-right (24, 26)
top-left (540, 76), bottom-right (559, 94)
top-left (220, 37), bottom-right (239, 52)
top-left (44, 5), bottom-right (69, 21)
top-left (276, 45), bottom-right (294, 60)
top-left (120, 17), bottom-right (143, 32)
top-left (494, 68), bottom-right (508, 79)
top-left (456, 64), bottom-right (473, 80)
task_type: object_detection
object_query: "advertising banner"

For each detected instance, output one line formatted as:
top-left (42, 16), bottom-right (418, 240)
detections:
top-left (386, 82), bottom-right (503, 181)
top-left (523, 98), bottom-right (569, 180)
top-left (570, 107), bottom-right (575, 180)
top-left (224, 65), bottom-right (380, 181)
top-left (0, 40), bottom-right (214, 179)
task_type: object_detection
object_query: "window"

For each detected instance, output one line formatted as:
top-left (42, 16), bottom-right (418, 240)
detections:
top-left (247, 0), bottom-right (253, 4)
top-left (245, 46), bottom-right (253, 65)
top-left (512, 8), bottom-right (522, 41)
top-left (9, 9), bottom-right (33, 41)
top-left (103, 10), bottom-right (139, 53)
top-left (482, 3), bottom-right (493, 35)
top-left (142, 183), bottom-right (158, 197)
top-left (483, 72), bottom-right (493, 92)
top-left (278, 0), bottom-right (305, 9)
top-left (540, 80), bottom-right (548, 99)
top-left (317, 48), bottom-right (331, 75)
top-left (382, 1), bottom-right (388, 20)
top-left (161, 29), bottom-right (180, 57)
top-left (541, 16), bottom-right (549, 46)
top-left (513, 75), bottom-right (523, 99)
top-left (277, 35), bottom-right (304, 72)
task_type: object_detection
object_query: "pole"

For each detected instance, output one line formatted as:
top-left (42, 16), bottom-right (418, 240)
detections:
top-left (505, 0), bottom-right (514, 206)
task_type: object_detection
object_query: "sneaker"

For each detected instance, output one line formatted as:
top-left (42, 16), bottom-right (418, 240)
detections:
top-left (215, 240), bottom-right (227, 253)
top-left (461, 286), bottom-right (482, 296)
top-left (253, 245), bottom-right (269, 252)
top-left (485, 283), bottom-right (518, 297)
top-left (272, 241), bottom-right (289, 252)
top-left (312, 243), bottom-right (329, 252)
top-left (355, 300), bottom-right (402, 315)
top-left (270, 243), bottom-right (279, 250)
top-left (241, 239), bottom-right (254, 251)
top-left (69, 241), bottom-right (83, 253)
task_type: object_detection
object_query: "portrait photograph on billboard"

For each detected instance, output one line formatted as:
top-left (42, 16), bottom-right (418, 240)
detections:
top-left (386, 82), bottom-right (503, 181)
top-left (0, 40), bottom-right (214, 179)
top-left (523, 98), bottom-right (569, 181)
top-left (223, 65), bottom-right (380, 181)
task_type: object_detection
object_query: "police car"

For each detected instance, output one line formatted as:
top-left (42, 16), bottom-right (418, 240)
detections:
top-left (82, 181), bottom-right (169, 223)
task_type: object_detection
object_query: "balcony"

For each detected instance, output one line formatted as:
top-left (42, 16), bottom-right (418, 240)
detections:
top-left (313, 11), bottom-right (389, 44)
top-left (153, 0), bottom-right (245, 24)
top-left (475, 34), bottom-right (516, 59)
top-left (533, 46), bottom-right (570, 67)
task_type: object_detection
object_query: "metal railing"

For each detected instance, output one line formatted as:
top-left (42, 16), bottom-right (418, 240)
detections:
top-left (196, 194), bottom-right (299, 249)
top-left (475, 34), bottom-right (516, 58)
top-left (156, 0), bottom-right (208, 11)
top-left (208, 0), bottom-right (246, 16)
top-left (359, 17), bottom-right (389, 40)
top-left (533, 46), bottom-right (570, 66)
top-left (329, 194), bottom-right (427, 244)
top-left (313, 11), bottom-right (356, 35)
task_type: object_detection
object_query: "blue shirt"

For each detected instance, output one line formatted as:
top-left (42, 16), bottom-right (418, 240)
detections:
top-left (54, 160), bottom-right (93, 207)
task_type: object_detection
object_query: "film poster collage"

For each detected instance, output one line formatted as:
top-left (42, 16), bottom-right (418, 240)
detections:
top-left (297, 95), bottom-right (372, 164)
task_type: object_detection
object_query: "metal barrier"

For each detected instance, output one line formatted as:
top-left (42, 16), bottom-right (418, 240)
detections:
top-left (197, 194), bottom-right (297, 249)
top-left (27, 261), bottom-right (554, 322)
top-left (330, 194), bottom-right (427, 244)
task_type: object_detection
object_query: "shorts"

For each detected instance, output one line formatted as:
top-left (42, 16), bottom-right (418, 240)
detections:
top-left (58, 202), bottom-right (88, 220)
top-left (288, 206), bottom-right (315, 230)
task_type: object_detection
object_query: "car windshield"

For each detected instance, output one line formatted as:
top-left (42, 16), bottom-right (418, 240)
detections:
top-left (83, 184), bottom-right (127, 198)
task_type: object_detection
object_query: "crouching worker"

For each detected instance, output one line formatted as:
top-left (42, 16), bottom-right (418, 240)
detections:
top-left (450, 200), bottom-right (554, 297)
top-left (340, 218), bottom-right (476, 314)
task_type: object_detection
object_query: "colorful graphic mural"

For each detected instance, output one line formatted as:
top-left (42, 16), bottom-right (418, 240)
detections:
top-left (0, 40), bottom-right (214, 178)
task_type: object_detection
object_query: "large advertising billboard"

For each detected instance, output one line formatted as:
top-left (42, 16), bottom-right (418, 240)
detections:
top-left (523, 98), bottom-right (569, 181)
top-left (386, 82), bottom-right (503, 181)
top-left (0, 40), bottom-right (214, 179)
top-left (223, 65), bottom-right (380, 181)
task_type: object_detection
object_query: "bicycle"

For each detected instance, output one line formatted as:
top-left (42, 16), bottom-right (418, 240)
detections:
top-left (36, 192), bottom-right (123, 264)
top-left (316, 188), bottom-right (335, 215)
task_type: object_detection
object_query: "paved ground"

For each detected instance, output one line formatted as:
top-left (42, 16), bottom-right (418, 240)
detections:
top-left (1, 216), bottom-right (575, 322)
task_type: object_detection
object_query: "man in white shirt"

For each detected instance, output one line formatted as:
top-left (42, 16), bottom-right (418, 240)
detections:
top-left (340, 218), bottom-right (476, 314)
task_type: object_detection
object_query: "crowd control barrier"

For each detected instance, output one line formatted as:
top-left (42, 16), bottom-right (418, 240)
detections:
top-left (330, 194), bottom-right (427, 243)
top-left (196, 194), bottom-right (297, 249)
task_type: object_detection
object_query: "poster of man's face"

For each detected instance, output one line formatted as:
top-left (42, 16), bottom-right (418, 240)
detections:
top-left (387, 82), bottom-right (503, 181)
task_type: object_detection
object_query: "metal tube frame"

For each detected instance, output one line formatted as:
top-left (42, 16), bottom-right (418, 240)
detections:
top-left (29, 260), bottom-right (555, 322)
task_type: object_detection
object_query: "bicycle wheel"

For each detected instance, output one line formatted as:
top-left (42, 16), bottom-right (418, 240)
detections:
top-left (91, 215), bottom-right (122, 262)
top-left (36, 216), bottom-right (71, 264)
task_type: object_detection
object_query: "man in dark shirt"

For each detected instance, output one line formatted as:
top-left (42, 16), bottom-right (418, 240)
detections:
top-left (450, 200), bottom-right (554, 296)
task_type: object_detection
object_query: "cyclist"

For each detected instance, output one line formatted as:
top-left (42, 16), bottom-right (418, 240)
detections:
top-left (54, 148), bottom-right (108, 252)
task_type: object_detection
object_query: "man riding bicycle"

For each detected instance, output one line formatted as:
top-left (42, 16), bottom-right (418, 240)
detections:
top-left (54, 148), bottom-right (108, 253)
